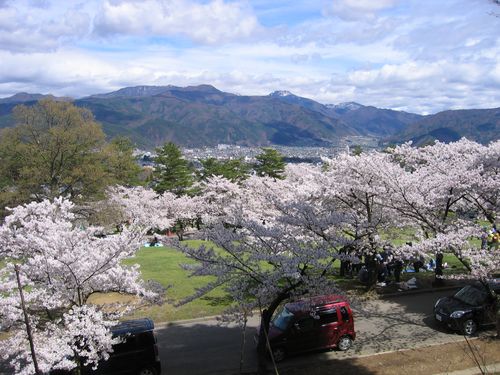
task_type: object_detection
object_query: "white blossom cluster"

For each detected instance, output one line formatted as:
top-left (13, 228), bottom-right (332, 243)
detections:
top-left (1, 138), bottom-right (498, 374)
top-left (0, 198), bottom-right (158, 373)
top-left (173, 139), bottom-right (499, 335)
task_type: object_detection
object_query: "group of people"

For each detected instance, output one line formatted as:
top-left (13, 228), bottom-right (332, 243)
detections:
top-left (354, 246), bottom-right (405, 285)
top-left (374, 246), bottom-right (405, 284)
top-left (353, 245), bottom-right (445, 286)
top-left (481, 224), bottom-right (499, 249)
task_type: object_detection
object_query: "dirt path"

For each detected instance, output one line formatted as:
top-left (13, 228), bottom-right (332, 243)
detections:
top-left (279, 337), bottom-right (500, 375)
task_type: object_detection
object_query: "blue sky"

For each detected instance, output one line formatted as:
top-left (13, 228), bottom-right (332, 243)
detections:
top-left (0, 0), bottom-right (499, 114)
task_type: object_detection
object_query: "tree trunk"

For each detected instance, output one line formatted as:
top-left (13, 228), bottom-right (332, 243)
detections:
top-left (239, 314), bottom-right (247, 374)
top-left (365, 254), bottom-right (377, 290)
top-left (256, 292), bottom-right (291, 375)
top-left (481, 279), bottom-right (499, 338)
top-left (339, 260), bottom-right (347, 277)
top-left (497, 309), bottom-right (500, 338)
top-left (175, 219), bottom-right (185, 241)
top-left (495, 291), bottom-right (500, 339)
top-left (15, 265), bottom-right (41, 375)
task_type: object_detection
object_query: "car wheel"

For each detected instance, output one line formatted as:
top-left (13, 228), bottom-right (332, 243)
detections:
top-left (462, 319), bottom-right (477, 336)
top-left (138, 367), bottom-right (158, 375)
top-left (271, 347), bottom-right (286, 362)
top-left (337, 335), bottom-right (353, 351)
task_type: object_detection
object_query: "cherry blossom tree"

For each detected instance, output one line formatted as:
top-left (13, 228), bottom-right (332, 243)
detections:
top-left (109, 185), bottom-right (203, 241)
top-left (107, 185), bottom-right (177, 230)
top-left (195, 175), bottom-right (244, 227)
top-left (190, 139), bottom-right (498, 312)
top-left (174, 170), bottom-right (355, 371)
top-left (0, 197), bottom-right (160, 375)
top-left (382, 139), bottom-right (499, 282)
top-left (320, 152), bottom-right (401, 284)
top-left (464, 140), bottom-right (500, 225)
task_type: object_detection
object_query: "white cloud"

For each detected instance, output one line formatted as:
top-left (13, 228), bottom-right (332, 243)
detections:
top-left (0, 0), bottom-right (498, 115)
top-left (0, 6), bottom-right (18, 31)
top-left (323, 0), bottom-right (399, 20)
top-left (347, 61), bottom-right (442, 85)
top-left (93, 0), bottom-right (261, 44)
top-left (0, 2), bottom-right (91, 53)
top-left (42, 10), bottom-right (91, 39)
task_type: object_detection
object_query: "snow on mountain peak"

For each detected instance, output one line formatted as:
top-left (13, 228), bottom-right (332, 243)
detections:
top-left (269, 90), bottom-right (294, 97)
top-left (326, 102), bottom-right (363, 111)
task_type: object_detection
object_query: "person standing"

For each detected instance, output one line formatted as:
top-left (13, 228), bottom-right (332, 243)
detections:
top-left (433, 252), bottom-right (444, 287)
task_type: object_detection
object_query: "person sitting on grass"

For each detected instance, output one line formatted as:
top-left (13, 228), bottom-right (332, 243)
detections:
top-left (150, 235), bottom-right (159, 246)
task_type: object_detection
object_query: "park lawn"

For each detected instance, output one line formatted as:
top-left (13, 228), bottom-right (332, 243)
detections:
top-left (88, 238), bottom-right (475, 324)
top-left (91, 240), bottom-right (233, 323)
top-left (382, 225), bottom-right (417, 246)
top-left (443, 253), bottom-right (469, 272)
top-left (92, 240), bottom-right (344, 323)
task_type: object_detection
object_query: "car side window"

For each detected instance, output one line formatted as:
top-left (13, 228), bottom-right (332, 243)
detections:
top-left (319, 309), bottom-right (338, 325)
top-left (136, 332), bottom-right (154, 346)
top-left (113, 335), bottom-right (136, 354)
top-left (340, 306), bottom-right (350, 322)
top-left (297, 317), bottom-right (315, 332)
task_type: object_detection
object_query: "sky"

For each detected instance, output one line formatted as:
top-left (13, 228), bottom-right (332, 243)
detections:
top-left (0, 0), bottom-right (499, 114)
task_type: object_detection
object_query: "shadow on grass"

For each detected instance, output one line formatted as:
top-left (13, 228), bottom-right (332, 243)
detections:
top-left (201, 294), bottom-right (235, 307)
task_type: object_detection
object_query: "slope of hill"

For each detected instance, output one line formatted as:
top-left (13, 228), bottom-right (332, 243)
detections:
top-left (268, 91), bottom-right (423, 137)
top-left (90, 85), bottom-right (175, 99)
top-left (74, 85), bottom-right (356, 148)
top-left (0, 93), bottom-right (71, 104)
top-left (388, 107), bottom-right (500, 145)
top-left (340, 106), bottom-right (423, 137)
top-left (0, 85), bottom-right (497, 148)
top-left (0, 93), bottom-right (71, 128)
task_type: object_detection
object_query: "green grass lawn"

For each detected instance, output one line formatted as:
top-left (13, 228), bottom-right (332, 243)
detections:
top-left (119, 240), bottom-right (232, 322)
top-left (4, 234), bottom-right (481, 325)
top-left (91, 238), bottom-right (473, 323)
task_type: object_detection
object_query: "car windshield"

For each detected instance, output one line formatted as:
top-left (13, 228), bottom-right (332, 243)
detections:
top-left (453, 285), bottom-right (488, 306)
top-left (272, 307), bottom-right (294, 331)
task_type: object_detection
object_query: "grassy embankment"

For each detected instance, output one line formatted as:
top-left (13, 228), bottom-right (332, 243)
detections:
top-left (89, 233), bottom-right (470, 323)
top-left (90, 240), bottom-right (233, 322)
top-left (1, 229), bottom-right (472, 324)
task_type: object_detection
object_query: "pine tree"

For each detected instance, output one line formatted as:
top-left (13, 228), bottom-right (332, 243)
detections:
top-left (255, 147), bottom-right (286, 180)
top-left (153, 142), bottom-right (193, 196)
top-left (198, 157), bottom-right (250, 183)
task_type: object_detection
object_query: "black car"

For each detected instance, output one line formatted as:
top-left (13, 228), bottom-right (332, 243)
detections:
top-left (434, 281), bottom-right (499, 336)
top-left (51, 318), bottom-right (161, 375)
top-left (97, 318), bottom-right (161, 375)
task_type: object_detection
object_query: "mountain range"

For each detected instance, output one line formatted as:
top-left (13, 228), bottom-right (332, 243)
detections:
top-left (0, 85), bottom-right (498, 149)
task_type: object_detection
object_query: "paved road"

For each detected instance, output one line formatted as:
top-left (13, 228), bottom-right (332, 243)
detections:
top-left (155, 288), bottom-right (494, 375)
top-left (0, 288), bottom-right (489, 375)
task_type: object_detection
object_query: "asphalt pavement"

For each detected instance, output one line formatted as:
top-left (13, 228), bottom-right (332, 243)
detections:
top-left (155, 288), bottom-right (494, 375)
top-left (0, 287), bottom-right (491, 375)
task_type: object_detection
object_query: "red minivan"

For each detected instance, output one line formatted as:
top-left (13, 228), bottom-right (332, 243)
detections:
top-left (257, 295), bottom-right (355, 362)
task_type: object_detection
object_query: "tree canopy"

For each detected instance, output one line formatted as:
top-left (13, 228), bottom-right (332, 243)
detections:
top-left (102, 136), bottom-right (142, 186)
top-left (0, 100), bottom-right (141, 214)
top-left (254, 147), bottom-right (286, 180)
top-left (153, 142), bottom-right (194, 196)
top-left (1, 138), bottom-right (499, 374)
top-left (0, 198), bottom-right (161, 374)
top-left (198, 157), bottom-right (250, 183)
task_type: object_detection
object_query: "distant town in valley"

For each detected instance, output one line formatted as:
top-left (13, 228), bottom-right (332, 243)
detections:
top-left (135, 135), bottom-right (380, 167)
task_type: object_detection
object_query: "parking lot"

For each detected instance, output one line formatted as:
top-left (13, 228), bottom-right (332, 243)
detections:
top-left (155, 288), bottom-right (495, 375)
